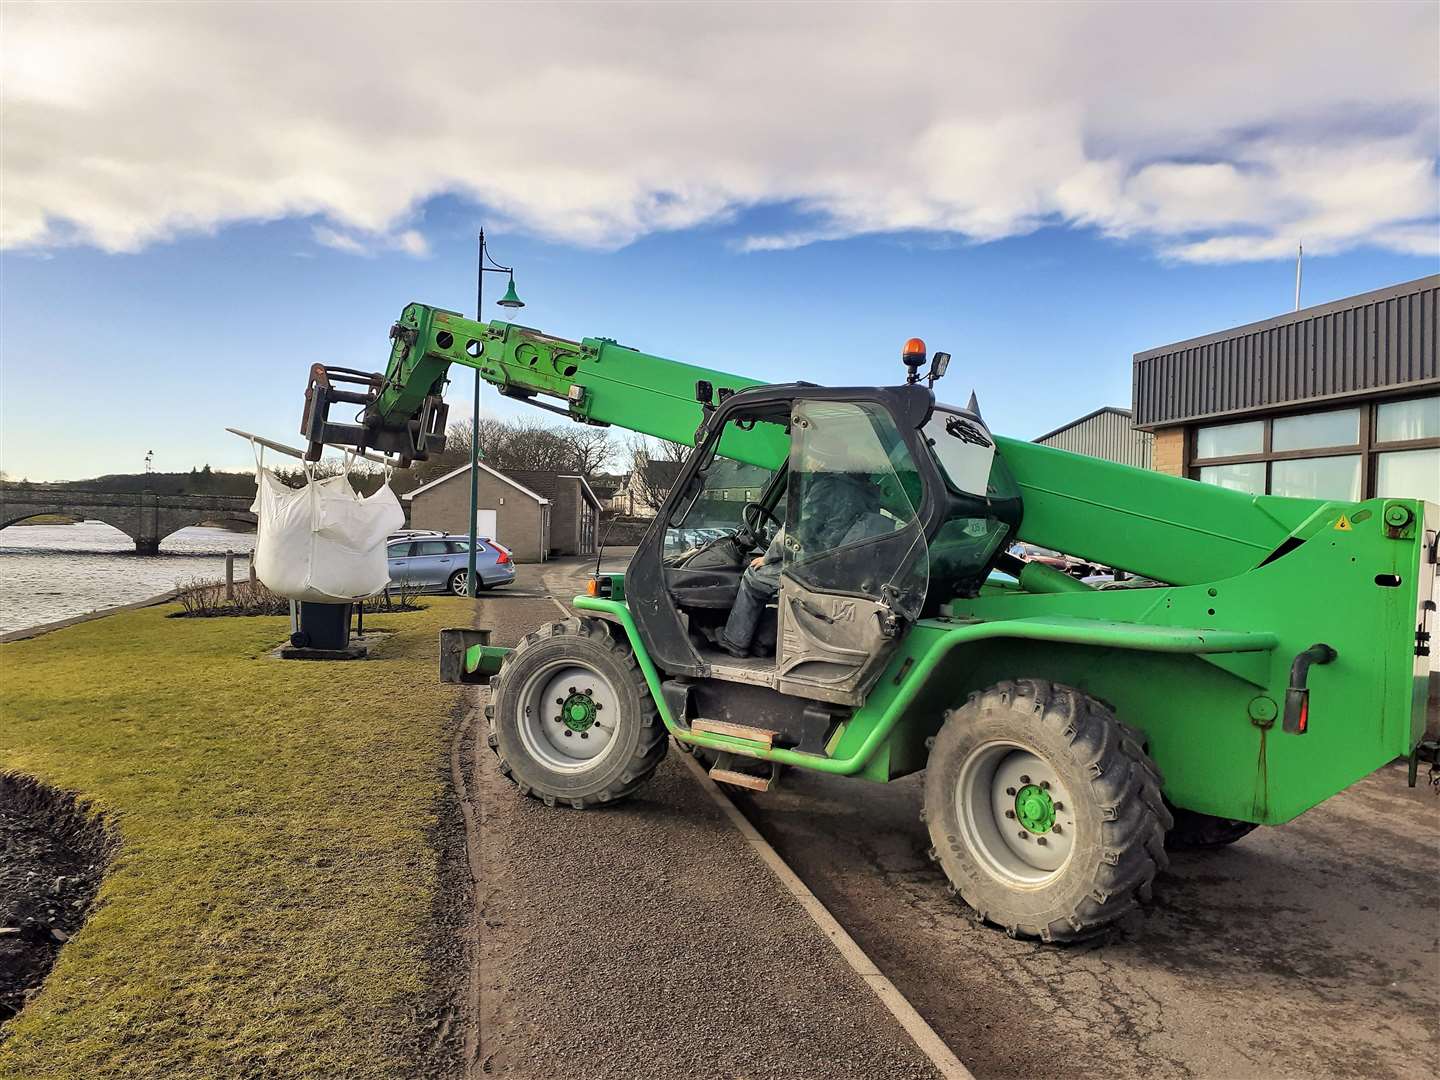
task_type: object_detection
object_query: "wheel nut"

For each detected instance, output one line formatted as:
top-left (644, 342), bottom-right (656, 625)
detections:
top-left (1053, 801), bottom-right (1064, 811)
top-left (1040, 780), bottom-right (1050, 790)
top-left (1017, 830), bottom-right (1029, 840)
top-left (568, 686), bottom-right (577, 694)
top-left (1005, 786), bottom-right (1016, 796)
top-left (555, 698), bottom-right (564, 705)
top-left (581, 732), bottom-right (589, 739)
top-left (563, 731), bottom-right (573, 738)
top-left (595, 703), bottom-right (603, 710)
top-left (1019, 774), bottom-right (1031, 784)
top-left (554, 715), bottom-right (563, 723)
top-left (1036, 837), bottom-right (1048, 846)
top-left (1005, 810), bottom-right (1016, 819)
top-left (1052, 824), bottom-right (1063, 834)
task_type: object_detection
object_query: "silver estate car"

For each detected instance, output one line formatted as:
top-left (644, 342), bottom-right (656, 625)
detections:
top-left (386, 533), bottom-right (516, 595)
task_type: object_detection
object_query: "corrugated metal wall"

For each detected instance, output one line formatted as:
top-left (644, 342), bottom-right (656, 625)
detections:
top-left (1133, 275), bottom-right (1439, 428)
top-left (1036, 409), bottom-right (1153, 467)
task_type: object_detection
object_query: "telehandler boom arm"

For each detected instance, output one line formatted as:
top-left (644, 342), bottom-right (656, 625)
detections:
top-left (303, 301), bottom-right (1330, 587)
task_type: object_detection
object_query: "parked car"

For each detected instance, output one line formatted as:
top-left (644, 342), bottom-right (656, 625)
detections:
top-left (385, 533), bottom-right (514, 595)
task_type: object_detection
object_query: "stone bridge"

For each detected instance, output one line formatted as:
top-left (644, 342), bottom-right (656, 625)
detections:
top-left (0, 484), bottom-right (256, 554)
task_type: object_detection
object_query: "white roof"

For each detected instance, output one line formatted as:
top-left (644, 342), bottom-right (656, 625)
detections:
top-left (401, 461), bottom-right (549, 503)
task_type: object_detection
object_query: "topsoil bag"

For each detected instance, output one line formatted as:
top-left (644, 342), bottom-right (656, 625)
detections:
top-left (249, 452), bottom-right (404, 603)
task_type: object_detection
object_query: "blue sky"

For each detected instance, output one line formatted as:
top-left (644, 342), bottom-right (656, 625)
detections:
top-left (4, 203), bottom-right (1433, 481)
top-left (3, 3), bottom-right (1437, 481)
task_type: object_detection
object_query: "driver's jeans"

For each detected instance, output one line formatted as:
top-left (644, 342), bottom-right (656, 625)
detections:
top-left (719, 561), bottom-right (781, 654)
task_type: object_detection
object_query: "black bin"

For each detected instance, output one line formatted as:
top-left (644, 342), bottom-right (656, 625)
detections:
top-left (293, 602), bottom-right (353, 650)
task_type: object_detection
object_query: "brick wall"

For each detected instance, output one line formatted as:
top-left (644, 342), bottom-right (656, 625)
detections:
top-left (1151, 426), bottom-right (1186, 477)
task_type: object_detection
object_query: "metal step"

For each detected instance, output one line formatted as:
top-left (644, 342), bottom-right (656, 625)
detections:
top-left (708, 766), bottom-right (773, 792)
top-left (690, 718), bottom-right (776, 748)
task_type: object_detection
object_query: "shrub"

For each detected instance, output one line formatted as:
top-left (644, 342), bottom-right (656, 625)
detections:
top-left (171, 578), bottom-right (425, 618)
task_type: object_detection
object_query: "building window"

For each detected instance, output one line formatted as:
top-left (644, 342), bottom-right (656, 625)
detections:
top-left (1197, 462), bottom-right (1265, 494)
top-left (1195, 420), bottom-right (1263, 459)
top-left (1271, 408), bottom-right (1359, 452)
top-left (1270, 455), bottom-right (1361, 501)
top-left (1377, 448), bottom-right (1440, 503)
top-left (1189, 393), bottom-right (1439, 502)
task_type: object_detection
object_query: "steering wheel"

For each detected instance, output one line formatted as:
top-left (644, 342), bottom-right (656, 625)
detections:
top-left (738, 501), bottom-right (781, 548)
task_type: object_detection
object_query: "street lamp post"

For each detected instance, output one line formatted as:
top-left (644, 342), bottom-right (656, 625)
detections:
top-left (467, 229), bottom-right (525, 598)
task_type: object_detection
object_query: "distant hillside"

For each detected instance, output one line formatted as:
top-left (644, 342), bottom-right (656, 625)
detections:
top-left (12, 467), bottom-right (257, 498)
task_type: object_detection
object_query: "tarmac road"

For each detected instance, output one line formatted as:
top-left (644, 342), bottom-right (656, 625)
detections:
top-left (732, 764), bottom-right (1439, 1080)
top-left (481, 557), bottom-right (1440, 1079)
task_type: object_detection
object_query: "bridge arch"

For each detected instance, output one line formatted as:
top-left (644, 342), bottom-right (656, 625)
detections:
top-left (0, 486), bottom-right (256, 555)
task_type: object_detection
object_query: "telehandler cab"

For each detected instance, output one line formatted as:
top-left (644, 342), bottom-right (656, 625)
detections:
top-left (302, 303), bottom-right (1438, 941)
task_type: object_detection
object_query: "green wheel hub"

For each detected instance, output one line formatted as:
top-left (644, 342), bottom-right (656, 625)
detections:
top-left (1014, 783), bottom-right (1055, 834)
top-left (559, 692), bottom-right (598, 732)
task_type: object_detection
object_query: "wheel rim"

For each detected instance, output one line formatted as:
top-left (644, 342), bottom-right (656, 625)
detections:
top-left (955, 741), bottom-right (1077, 886)
top-left (451, 572), bottom-right (468, 596)
top-left (515, 662), bottom-right (621, 772)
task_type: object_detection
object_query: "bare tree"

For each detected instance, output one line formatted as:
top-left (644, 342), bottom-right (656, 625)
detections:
top-left (625, 434), bottom-right (689, 513)
top-left (273, 458), bottom-right (388, 494)
top-left (566, 425), bottom-right (615, 480)
top-left (385, 415), bottom-right (616, 492)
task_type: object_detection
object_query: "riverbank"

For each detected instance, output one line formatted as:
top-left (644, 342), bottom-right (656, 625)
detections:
top-left (0, 522), bottom-right (255, 635)
top-left (0, 599), bottom-right (471, 1079)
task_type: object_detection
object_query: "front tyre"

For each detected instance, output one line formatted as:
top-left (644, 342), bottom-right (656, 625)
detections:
top-left (486, 618), bottom-right (667, 808)
top-left (923, 679), bottom-right (1172, 942)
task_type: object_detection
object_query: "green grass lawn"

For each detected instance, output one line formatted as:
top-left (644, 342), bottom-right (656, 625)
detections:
top-left (0, 600), bottom-right (472, 1079)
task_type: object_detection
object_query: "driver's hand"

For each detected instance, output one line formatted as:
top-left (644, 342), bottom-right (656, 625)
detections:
top-left (750, 556), bottom-right (765, 569)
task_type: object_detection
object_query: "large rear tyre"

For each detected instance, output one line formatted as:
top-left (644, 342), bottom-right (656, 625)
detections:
top-left (923, 679), bottom-right (1172, 942)
top-left (1164, 806), bottom-right (1258, 850)
top-left (486, 618), bottom-right (667, 808)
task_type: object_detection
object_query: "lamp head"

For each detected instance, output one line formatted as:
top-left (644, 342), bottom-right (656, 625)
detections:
top-left (497, 276), bottom-right (525, 314)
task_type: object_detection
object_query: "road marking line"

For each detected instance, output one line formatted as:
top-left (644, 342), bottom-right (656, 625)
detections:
top-left (680, 752), bottom-right (976, 1080)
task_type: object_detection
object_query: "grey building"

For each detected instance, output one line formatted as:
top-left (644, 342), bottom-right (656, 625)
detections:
top-left (501, 470), bottom-right (602, 556)
top-left (1034, 406), bottom-right (1153, 467)
top-left (1133, 275), bottom-right (1438, 504)
top-left (400, 464), bottom-right (601, 563)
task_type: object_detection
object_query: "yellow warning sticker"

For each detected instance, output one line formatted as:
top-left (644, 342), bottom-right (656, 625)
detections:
top-left (1334, 514), bottom-right (1352, 531)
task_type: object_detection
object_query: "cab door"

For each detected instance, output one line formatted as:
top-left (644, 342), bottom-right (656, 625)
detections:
top-left (775, 399), bottom-right (929, 704)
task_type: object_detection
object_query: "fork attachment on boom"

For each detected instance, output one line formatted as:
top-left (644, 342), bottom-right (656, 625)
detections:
top-left (300, 362), bottom-right (448, 465)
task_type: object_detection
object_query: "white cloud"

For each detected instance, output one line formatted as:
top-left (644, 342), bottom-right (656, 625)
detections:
top-left (2, 2), bottom-right (1435, 263)
top-left (311, 224), bottom-right (430, 258)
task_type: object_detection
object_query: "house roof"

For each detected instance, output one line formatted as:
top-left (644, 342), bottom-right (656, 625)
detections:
top-left (401, 461), bottom-right (549, 503)
top-left (640, 460), bottom-right (684, 488)
top-left (504, 469), bottom-right (604, 512)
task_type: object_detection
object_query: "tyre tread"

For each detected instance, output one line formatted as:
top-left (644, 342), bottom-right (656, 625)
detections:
top-left (486, 617), bottom-right (666, 808)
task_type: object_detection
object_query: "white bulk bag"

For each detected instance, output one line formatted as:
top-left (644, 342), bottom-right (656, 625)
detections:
top-left (249, 454), bottom-right (405, 603)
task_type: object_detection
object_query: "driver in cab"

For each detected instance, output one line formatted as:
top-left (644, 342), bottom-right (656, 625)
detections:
top-left (716, 442), bottom-right (880, 659)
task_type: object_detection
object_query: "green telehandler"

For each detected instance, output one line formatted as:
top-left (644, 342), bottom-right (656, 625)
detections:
top-left (302, 303), bottom-right (1438, 941)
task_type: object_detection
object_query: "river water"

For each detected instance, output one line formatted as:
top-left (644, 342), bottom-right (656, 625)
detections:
top-left (0, 522), bottom-right (256, 635)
